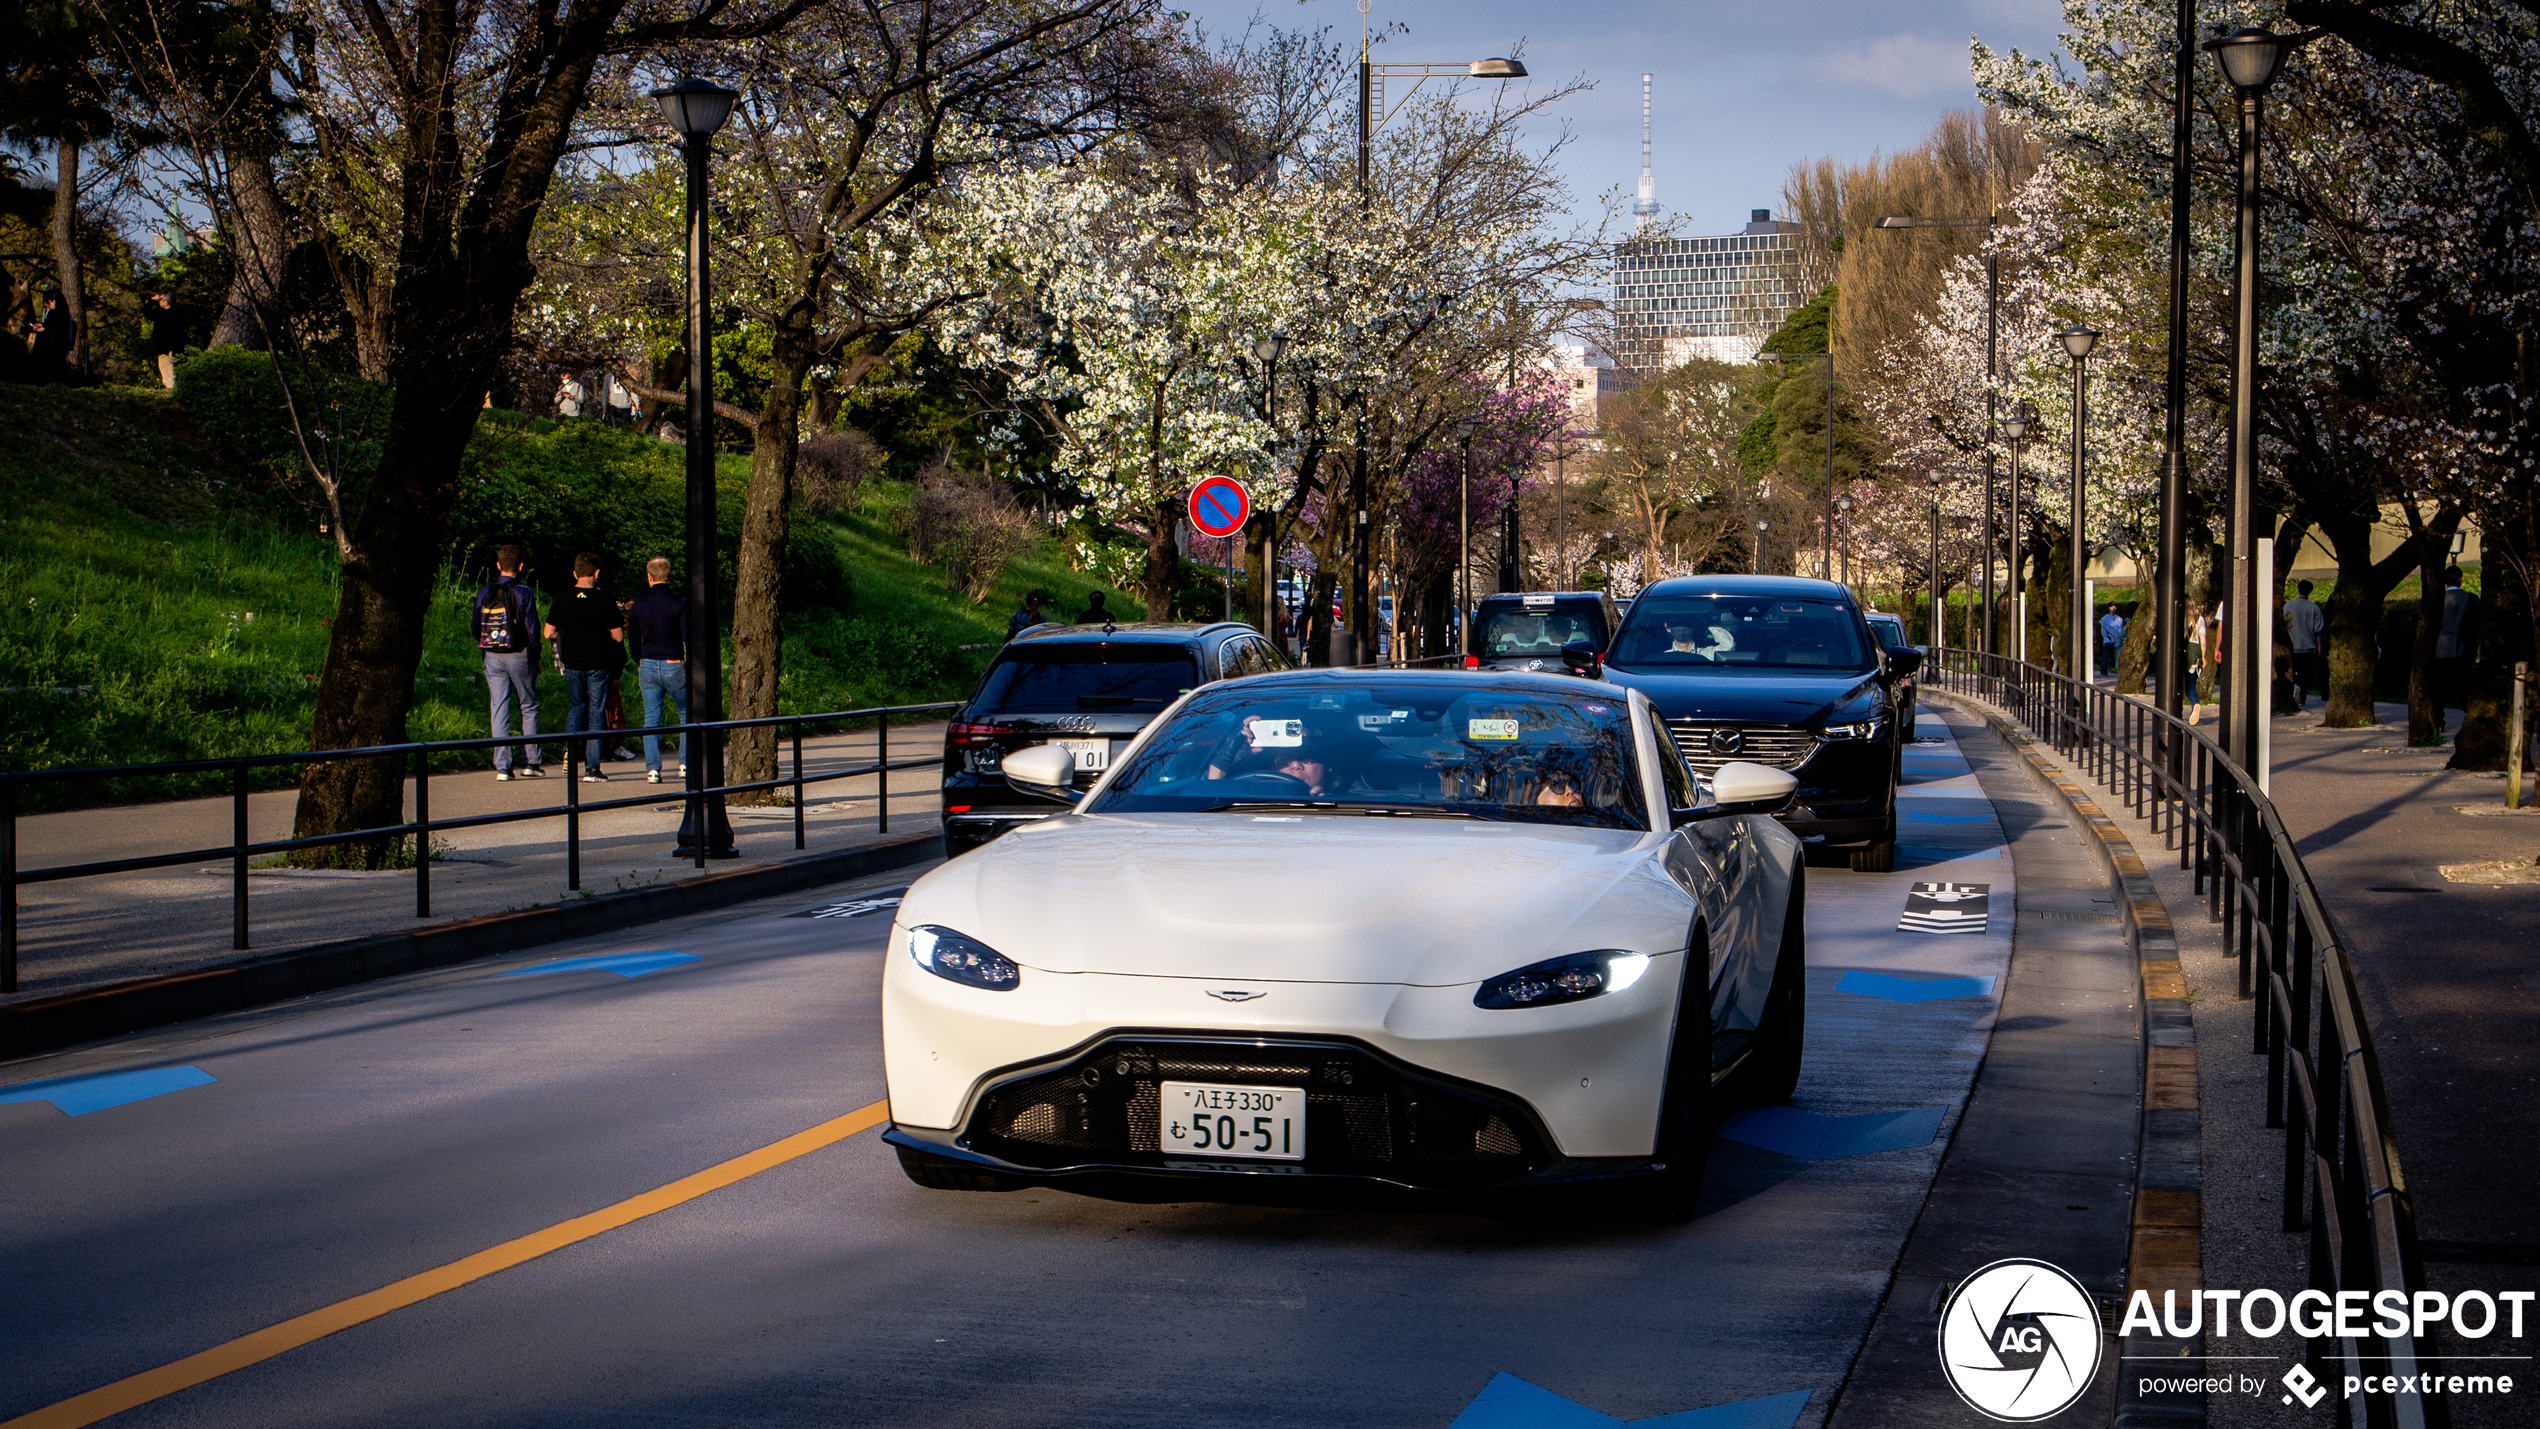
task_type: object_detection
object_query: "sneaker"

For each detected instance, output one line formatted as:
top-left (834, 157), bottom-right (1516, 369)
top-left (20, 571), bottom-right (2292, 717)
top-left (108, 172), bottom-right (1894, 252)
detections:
top-left (582, 770), bottom-right (607, 782)
top-left (495, 770), bottom-right (513, 782)
top-left (519, 766), bottom-right (546, 778)
top-left (647, 770), bottom-right (662, 784)
top-left (611, 746), bottom-right (639, 762)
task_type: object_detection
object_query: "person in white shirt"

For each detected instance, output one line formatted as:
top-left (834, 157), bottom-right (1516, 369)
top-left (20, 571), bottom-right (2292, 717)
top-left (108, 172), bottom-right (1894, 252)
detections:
top-left (556, 372), bottom-right (584, 419)
top-left (2283, 580), bottom-right (2326, 707)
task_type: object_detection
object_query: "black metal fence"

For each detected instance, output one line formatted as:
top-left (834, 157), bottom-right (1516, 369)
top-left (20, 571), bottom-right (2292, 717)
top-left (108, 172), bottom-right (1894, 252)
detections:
top-left (1928, 649), bottom-right (2442, 1429)
top-left (0, 701), bottom-right (961, 994)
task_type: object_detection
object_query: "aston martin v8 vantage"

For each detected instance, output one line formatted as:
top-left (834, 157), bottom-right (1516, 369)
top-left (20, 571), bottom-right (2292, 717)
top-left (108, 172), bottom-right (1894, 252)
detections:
top-left (880, 669), bottom-right (1807, 1213)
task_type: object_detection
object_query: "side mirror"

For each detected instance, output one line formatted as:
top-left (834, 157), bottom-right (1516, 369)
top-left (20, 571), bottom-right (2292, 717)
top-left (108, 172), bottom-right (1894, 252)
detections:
top-left (1560, 639), bottom-right (1603, 676)
top-left (1002, 743), bottom-right (1082, 804)
top-left (1886, 647), bottom-right (1924, 677)
top-left (1671, 760), bottom-right (1799, 825)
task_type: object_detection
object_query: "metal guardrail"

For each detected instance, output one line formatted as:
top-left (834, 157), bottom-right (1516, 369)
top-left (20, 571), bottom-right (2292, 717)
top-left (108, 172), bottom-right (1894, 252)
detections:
top-left (0, 701), bottom-right (962, 993)
top-left (1928, 648), bottom-right (2442, 1429)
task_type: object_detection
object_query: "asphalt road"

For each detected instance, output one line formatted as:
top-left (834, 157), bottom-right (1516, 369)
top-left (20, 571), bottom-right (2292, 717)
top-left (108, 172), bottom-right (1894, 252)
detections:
top-left (1, 724), bottom-right (2027, 1429)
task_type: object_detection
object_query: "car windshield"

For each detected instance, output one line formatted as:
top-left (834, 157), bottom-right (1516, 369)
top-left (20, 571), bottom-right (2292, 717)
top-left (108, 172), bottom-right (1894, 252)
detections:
top-left (972, 645), bottom-right (1198, 713)
top-left (1865, 615), bottom-right (1909, 650)
top-left (1475, 598), bottom-right (1607, 655)
top-left (1088, 679), bottom-right (1648, 830)
top-left (1607, 593), bottom-right (1876, 672)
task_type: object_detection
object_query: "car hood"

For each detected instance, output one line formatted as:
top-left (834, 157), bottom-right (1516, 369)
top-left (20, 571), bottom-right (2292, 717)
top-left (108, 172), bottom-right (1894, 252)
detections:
top-left (1598, 667), bottom-right (1883, 725)
top-left (898, 812), bottom-right (1695, 986)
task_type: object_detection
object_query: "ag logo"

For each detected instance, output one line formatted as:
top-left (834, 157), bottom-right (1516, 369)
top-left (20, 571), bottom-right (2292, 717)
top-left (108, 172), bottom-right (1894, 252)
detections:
top-left (1937, 1258), bottom-right (2102, 1421)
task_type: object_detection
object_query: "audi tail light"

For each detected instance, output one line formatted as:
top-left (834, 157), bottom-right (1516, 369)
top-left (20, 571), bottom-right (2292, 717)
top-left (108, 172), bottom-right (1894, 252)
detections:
top-left (945, 721), bottom-right (1014, 751)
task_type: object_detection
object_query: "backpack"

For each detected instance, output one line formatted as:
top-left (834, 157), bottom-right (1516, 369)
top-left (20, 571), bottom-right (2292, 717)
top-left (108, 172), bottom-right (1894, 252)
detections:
top-left (475, 580), bottom-right (533, 653)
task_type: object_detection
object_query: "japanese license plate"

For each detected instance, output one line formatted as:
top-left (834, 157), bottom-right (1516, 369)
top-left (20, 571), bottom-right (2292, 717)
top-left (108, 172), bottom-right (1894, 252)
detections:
top-left (1054, 738), bottom-right (1108, 771)
top-left (1160, 1081), bottom-right (1305, 1161)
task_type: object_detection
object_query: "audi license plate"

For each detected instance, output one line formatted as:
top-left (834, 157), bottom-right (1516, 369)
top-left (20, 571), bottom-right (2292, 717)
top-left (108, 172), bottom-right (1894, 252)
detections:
top-left (1053, 738), bottom-right (1108, 771)
top-left (1161, 1081), bottom-right (1305, 1161)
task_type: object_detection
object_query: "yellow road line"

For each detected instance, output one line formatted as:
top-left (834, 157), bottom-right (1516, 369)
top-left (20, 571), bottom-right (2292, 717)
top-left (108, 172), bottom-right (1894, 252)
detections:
top-left (5, 1098), bottom-right (892, 1429)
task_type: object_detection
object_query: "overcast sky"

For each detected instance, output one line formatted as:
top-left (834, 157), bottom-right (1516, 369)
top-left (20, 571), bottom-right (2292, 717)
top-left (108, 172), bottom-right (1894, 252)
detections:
top-left (1183, 0), bottom-right (2072, 236)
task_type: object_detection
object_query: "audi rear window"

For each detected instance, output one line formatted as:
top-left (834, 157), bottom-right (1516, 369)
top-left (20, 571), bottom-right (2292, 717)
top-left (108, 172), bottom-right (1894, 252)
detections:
top-left (973, 645), bottom-right (1199, 713)
top-left (1475, 598), bottom-right (1608, 655)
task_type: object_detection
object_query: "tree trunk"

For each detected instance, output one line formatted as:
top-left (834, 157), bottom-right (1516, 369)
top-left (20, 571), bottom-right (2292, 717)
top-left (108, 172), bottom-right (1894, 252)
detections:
top-left (2451, 495), bottom-right (2534, 770)
top-left (2314, 506), bottom-right (2431, 728)
top-left (211, 147), bottom-right (294, 350)
top-left (726, 334), bottom-right (811, 799)
top-left (2406, 522), bottom-right (2447, 747)
top-left (2028, 534), bottom-right (2070, 676)
top-left (49, 136), bottom-right (88, 376)
top-left (2116, 579), bottom-right (2155, 694)
top-left (1139, 496), bottom-right (1180, 622)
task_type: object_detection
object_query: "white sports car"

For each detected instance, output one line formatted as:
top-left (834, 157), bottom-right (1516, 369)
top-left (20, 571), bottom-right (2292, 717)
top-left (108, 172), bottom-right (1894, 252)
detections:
top-left (881, 669), bottom-right (1807, 1213)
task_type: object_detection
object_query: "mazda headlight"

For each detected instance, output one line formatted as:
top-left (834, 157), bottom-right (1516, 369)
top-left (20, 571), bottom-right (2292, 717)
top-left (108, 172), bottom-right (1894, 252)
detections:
top-left (906, 924), bottom-right (1021, 991)
top-left (1474, 950), bottom-right (1651, 1010)
top-left (1817, 716), bottom-right (1887, 741)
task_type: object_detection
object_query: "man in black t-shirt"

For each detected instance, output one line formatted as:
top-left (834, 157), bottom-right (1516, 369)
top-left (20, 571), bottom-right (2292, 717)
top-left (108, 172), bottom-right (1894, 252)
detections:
top-left (543, 552), bottom-right (626, 780)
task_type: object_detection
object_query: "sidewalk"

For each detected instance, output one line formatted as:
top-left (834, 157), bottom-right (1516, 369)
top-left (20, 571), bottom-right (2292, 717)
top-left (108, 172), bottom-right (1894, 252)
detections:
top-left (8, 722), bottom-right (949, 1005)
top-left (2014, 693), bottom-right (2538, 1429)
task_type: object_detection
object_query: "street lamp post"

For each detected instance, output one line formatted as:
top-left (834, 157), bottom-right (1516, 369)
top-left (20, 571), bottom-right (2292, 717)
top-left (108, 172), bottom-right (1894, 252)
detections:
top-left (2208, 25), bottom-right (2293, 777)
top-left (1456, 414), bottom-right (1480, 655)
top-left (2158, 0), bottom-right (2198, 738)
top-left (1756, 349), bottom-right (1835, 579)
top-left (1926, 469), bottom-right (1946, 649)
top-left (652, 75), bottom-right (739, 864)
top-left (1874, 214), bottom-right (2001, 657)
top-left (2059, 326), bottom-right (2100, 684)
top-left (1834, 493), bottom-right (1855, 590)
top-left (1252, 333), bottom-right (1288, 635)
top-left (2001, 402), bottom-right (2036, 664)
top-left (1752, 519), bottom-right (1768, 575)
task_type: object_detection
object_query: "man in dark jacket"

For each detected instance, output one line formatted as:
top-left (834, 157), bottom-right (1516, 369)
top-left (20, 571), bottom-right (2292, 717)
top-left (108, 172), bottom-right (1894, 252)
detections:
top-left (628, 556), bottom-right (688, 784)
top-left (543, 552), bottom-right (625, 781)
top-left (477, 545), bottom-right (545, 780)
top-left (146, 294), bottom-right (184, 388)
top-left (1007, 590), bottom-right (1047, 641)
top-left (1077, 590), bottom-right (1117, 625)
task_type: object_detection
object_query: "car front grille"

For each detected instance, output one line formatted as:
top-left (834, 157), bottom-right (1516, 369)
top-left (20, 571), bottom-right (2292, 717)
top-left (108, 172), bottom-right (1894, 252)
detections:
top-left (963, 1037), bottom-right (1546, 1187)
top-left (1665, 720), bottom-right (1819, 777)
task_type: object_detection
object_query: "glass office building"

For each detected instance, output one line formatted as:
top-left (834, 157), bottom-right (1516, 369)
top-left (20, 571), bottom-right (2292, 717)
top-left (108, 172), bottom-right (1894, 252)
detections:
top-left (1614, 208), bottom-right (1804, 370)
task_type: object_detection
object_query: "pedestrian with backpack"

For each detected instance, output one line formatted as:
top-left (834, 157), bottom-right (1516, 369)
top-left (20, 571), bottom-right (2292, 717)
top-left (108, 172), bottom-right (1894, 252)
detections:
top-left (543, 551), bottom-right (626, 781)
top-left (476, 545), bottom-right (546, 780)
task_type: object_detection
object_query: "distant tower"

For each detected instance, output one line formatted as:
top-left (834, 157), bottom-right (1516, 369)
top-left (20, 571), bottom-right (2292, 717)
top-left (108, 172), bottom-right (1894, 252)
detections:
top-left (1634, 74), bottom-right (1660, 227)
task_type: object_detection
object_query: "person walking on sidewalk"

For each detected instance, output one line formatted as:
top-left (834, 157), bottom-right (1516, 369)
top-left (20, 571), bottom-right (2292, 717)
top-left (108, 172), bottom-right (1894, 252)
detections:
top-left (476, 545), bottom-right (546, 780)
top-left (2284, 580), bottom-right (2326, 708)
top-left (629, 557), bottom-right (689, 784)
top-left (2098, 605), bottom-right (2124, 677)
top-left (2434, 566), bottom-right (2477, 713)
top-left (543, 552), bottom-right (625, 782)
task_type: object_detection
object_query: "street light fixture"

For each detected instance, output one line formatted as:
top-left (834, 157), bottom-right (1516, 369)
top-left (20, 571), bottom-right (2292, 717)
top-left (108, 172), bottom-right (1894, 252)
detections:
top-left (2058, 326), bottom-right (2100, 683)
top-left (651, 74), bottom-right (740, 863)
top-left (1874, 212), bottom-right (2002, 659)
top-left (1757, 349), bottom-right (1836, 581)
top-left (2207, 23), bottom-right (2295, 781)
top-left (2001, 402), bottom-right (2036, 663)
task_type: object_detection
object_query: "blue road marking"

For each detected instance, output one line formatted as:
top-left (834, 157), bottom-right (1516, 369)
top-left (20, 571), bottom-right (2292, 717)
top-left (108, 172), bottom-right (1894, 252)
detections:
top-left (0, 1065), bottom-right (217, 1116)
top-left (1716, 1104), bottom-right (1946, 1161)
top-left (497, 950), bottom-right (701, 979)
top-left (1834, 969), bottom-right (1996, 1002)
top-left (1447, 1374), bottom-right (1812, 1429)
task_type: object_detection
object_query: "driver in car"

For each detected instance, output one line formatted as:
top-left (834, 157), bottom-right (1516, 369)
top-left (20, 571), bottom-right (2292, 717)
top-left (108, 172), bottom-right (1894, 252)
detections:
top-left (1666, 616), bottom-right (1736, 658)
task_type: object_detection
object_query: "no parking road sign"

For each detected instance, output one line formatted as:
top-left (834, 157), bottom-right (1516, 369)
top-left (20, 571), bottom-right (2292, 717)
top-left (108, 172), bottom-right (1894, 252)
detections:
top-left (1188, 476), bottom-right (1250, 538)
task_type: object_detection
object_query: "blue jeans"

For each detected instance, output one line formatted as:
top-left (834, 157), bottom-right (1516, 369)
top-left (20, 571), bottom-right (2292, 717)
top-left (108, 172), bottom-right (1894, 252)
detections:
top-left (563, 668), bottom-right (612, 772)
top-left (483, 650), bottom-right (542, 771)
top-left (638, 659), bottom-right (688, 773)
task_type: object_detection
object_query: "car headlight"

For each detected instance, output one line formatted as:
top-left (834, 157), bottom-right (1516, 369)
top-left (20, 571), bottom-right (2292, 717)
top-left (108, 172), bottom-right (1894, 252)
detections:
top-left (1474, 950), bottom-right (1652, 1010)
top-left (906, 924), bottom-right (1021, 991)
top-left (1817, 716), bottom-right (1887, 741)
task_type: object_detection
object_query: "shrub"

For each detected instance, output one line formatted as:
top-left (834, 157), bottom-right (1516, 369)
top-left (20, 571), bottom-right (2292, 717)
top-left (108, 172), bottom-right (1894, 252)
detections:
top-left (796, 428), bottom-right (882, 516)
top-left (909, 466), bottom-right (1037, 603)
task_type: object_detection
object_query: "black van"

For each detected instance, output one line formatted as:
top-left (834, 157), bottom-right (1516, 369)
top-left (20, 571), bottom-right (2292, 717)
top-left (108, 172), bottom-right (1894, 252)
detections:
top-left (1466, 591), bottom-right (1622, 672)
top-left (940, 622), bottom-right (1285, 855)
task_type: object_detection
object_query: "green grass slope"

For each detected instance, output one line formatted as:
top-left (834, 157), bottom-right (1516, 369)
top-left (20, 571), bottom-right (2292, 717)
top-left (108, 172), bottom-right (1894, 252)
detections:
top-left (1, 380), bottom-right (1148, 805)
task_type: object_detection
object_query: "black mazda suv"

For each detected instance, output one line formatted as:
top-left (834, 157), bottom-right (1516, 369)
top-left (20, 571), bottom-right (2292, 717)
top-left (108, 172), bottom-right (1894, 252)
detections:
top-left (1597, 576), bottom-right (1918, 871)
top-left (940, 622), bottom-right (1285, 856)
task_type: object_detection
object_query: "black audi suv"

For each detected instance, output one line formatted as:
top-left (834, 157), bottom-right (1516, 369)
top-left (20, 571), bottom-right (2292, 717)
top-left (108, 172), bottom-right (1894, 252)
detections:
top-left (1596, 576), bottom-right (1917, 871)
top-left (940, 622), bottom-right (1285, 855)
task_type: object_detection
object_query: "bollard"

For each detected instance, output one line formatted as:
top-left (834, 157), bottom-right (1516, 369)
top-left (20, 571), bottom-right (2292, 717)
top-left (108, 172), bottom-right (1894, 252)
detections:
top-left (2511, 660), bottom-right (2528, 811)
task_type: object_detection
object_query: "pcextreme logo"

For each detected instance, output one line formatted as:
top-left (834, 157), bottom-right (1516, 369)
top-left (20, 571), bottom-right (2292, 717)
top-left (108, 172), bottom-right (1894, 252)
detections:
top-left (1937, 1258), bottom-right (2104, 1421)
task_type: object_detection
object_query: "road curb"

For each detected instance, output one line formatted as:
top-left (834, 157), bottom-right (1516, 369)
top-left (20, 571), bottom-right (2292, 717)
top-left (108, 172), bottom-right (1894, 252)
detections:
top-left (0, 832), bottom-right (943, 1063)
top-left (1929, 692), bottom-right (2205, 1428)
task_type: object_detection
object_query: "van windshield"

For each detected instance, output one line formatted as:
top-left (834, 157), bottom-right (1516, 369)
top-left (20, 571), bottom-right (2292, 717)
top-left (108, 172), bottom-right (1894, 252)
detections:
top-left (1608, 593), bottom-right (1875, 672)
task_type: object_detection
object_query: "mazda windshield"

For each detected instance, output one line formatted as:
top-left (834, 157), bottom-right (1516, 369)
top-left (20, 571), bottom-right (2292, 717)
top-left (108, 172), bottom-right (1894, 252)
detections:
top-left (1607, 593), bottom-right (1875, 673)
top-left (1088, 680), bottom-right (1648, 830)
